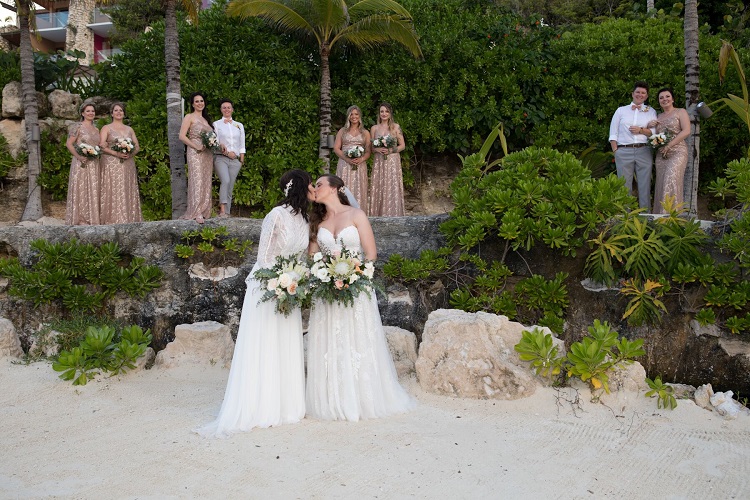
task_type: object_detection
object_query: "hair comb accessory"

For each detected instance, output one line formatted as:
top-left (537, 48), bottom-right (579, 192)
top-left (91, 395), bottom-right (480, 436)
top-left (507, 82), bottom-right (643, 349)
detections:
top-left (338, 186), bottom-right (346, 194)
top-left (284, 179), bottom-right (294, 197)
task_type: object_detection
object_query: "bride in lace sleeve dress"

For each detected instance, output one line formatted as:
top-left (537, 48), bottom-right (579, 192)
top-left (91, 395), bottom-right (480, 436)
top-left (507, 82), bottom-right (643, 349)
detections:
top-left (306, 174), bottom-right (415, 421)
top-left (194, 170), bottom-right (315, 438)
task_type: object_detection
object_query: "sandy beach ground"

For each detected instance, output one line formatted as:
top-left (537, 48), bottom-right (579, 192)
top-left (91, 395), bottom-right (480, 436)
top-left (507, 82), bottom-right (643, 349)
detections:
top-left (2, 358), bottom-right (749, 499)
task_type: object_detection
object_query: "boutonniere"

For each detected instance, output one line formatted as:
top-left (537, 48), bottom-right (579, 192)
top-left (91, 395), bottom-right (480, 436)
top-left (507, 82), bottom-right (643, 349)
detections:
top-left (233, 123), bottom-right (240, 129)
top-left (640, 105), bottom-right (650, 112)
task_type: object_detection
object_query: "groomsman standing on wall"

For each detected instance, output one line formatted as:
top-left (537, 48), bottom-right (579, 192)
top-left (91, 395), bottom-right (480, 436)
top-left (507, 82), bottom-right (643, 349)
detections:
top-left (609, 81), bottom-right (657, 211)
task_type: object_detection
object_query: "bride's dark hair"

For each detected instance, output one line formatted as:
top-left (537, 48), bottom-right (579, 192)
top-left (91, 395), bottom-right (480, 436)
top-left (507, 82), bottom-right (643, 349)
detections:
top-left (309, 174), bottom-right (350, 239)
top-left (278, 169), bottom-right (312, 221)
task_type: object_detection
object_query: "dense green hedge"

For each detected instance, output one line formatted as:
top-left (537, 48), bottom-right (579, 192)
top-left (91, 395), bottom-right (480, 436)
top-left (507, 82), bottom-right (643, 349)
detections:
top-left (35, 1), bottom-right (749, 218)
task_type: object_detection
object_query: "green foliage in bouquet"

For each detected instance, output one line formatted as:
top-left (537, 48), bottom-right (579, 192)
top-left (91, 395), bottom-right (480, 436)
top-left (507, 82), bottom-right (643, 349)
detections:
top-left (309, 248), bottom-right (378, 308)
top-left (0, 239), bottom-right (163, 315)
top-left (254, 254), bottom-right (312, 316)
top-left (174, 226), bottom-right (253, 267)
top-left (52, 325), bottom-right (152, 385)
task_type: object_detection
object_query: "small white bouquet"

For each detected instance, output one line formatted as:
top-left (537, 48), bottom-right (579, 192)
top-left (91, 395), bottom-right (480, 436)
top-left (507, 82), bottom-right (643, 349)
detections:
top-left (648, 132), bottom-right (672, 149)
top-left (372, 134), bottom-right (397, 157)
top-left (111, 137), bottom-right (135, 162)
top-left (344, 145), bottom-right (365, 170)
top-left (254, 255), bottom-right (312, 316)
top-left (200, 130), bottom-right (222, 154)
top-left (75, 143), bottom-right (101, 164)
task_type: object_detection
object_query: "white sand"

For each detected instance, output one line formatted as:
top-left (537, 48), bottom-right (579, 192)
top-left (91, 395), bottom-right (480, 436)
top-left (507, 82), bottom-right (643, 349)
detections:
top-left (2, 359), bottom-right (749, 499)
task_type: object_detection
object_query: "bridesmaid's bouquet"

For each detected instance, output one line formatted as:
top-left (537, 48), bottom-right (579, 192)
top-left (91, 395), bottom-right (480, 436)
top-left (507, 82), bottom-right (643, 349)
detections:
top-left (309, 248), bottom-right (376, 307)
top-left (200, 130), bottom-right (222, 153)
top-left (344, 145), bottom-right (365, 170)
top-left (111, 137), bottom-right (135, 162)
top-left (372, 134), bottom-right (397, 157)
top-left (254, 255), bottom-right (312, 316)
top-left (75, 143), bottom-right (101, 163)
top-left (648, 132), bottom-right (672, 149)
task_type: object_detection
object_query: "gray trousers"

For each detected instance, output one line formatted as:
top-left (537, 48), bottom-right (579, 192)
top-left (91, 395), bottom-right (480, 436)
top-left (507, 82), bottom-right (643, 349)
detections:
top-left (214, 155), bottom-right (241, 213)
top-left (615, 146), bottom-right (652, 211)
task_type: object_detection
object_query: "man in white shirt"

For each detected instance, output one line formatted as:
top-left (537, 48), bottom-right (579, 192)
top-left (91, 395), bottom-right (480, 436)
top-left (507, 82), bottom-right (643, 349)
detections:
top-left (609, 81), bottom-right (657, 211)
top-left (213, 99), bottom-right (246, 217)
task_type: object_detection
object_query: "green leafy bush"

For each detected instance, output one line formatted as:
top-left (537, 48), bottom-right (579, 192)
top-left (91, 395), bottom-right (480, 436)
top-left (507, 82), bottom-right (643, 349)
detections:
top-left (0, 239), bottom-right (163, 315)
top-left (645, 375), bottom-right (678, 410)
top-left (52, 324), bottom-right (152, 385)
top-left (175, 225), bottom-right (253, 267)
top-left (0, 134), bottom-right (26, 181)
top-left (514, 327), bottom-right (563, 380)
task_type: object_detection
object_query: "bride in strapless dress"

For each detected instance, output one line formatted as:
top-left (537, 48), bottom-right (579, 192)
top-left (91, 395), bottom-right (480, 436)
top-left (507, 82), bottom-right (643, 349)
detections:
top-left (306, 174), bottom-right (415, 421)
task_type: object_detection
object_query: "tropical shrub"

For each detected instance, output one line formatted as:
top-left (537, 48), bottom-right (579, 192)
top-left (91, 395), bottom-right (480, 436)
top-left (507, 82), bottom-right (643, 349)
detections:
top-left (174, 225), bottom-right (253, 267)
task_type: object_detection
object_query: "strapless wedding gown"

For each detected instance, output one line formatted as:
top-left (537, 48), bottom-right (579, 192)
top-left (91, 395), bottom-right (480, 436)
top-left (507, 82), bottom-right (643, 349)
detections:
top-left (195, 205), bottom-right (309, 437)
top-left (306, 225), bottom-right (415, 421)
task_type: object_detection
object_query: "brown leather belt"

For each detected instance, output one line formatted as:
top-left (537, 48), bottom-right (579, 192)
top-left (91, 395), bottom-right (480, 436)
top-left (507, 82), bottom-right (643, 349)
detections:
top-left (618, 143), bottom-right (647, 148)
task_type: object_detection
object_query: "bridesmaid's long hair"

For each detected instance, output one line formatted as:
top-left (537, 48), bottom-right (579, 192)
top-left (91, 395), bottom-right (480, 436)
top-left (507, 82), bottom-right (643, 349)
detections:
top-left (343, 105), bottom-right (362, 132)
top-left (309, 174), bottom-right (350, 239)
top-left (377, 102), bottom-right (398, 136)
top-left (278, 169), bottom-right (312, 222)
top-left (188, 91), bottom-right (212, 124)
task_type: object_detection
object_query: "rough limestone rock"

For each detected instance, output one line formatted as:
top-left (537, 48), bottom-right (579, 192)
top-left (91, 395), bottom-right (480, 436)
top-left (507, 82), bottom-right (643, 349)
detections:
top-left (188, 263), bottom-right (239, 281)
top-left (0, 119), bottom-right (25, 158)
top-left (710, 390), bottom-right (750, 420)
top-left (694, 384), bottom-right (714, 410)
top-left (134, 347), bottom-right (156, 371)
top-left (1, 82), bottom-right (48, 118)
top-left (415, 309), bottom-right (537, 400)
top-left (47, 90), bottom-right (83, 120)
top-left (597, 361), bottom-right (648, 407)
top-left (0, 317), bottom-right (23, 358)
top-left (384, 326), bottom-right (418, 377)
top-left (29, 329), bottom-right (61, 358)
top-left (154, 321), bottom-right (235, 369)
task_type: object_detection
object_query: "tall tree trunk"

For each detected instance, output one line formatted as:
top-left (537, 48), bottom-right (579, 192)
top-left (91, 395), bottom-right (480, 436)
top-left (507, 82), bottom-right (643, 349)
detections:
top-left (684, 0), bottom-right (700, 217)
top-left (319, 43), bottom-right (331, 173)
top-left (164, 0), bottom-right (187, 219)
top-left (18, 3), bottom-right (43, 221)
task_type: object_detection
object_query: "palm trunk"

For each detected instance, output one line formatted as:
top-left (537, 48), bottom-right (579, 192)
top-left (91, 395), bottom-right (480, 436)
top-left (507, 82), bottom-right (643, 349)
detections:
top-left (18, 3), bottom-right (43, 221)
top-left (164, 0), bottom-right (187, 219)
top-left (647, 1), bottom-right (654, 12)
top-left (319, 43), bottom-right (331, 173)
top-left (683, 0), bottom-right (700, 217)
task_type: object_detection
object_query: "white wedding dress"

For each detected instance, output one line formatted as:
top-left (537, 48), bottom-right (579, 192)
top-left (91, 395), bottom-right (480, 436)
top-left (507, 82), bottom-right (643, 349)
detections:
top-left (306, 225), bottom-right (415, 421)
top-left (195, 205), bottom-right (309, 438)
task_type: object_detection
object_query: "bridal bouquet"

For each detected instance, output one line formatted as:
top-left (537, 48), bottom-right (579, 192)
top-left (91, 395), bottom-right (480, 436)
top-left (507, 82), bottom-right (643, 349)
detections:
top-left (309, 248), bottom-right (376, 307)
top-left (372, 134), bottom-right (397, 156)
top-left (75, 143), bottom-right (101, 162)
top-left (648, 132), bottom-right (671, 149)
top-left (200, 130), bottom-right (222, 153)
top-left (111, 137), bottom-right (135, 162)
top-left (254, 255), bottom-right (312, 316)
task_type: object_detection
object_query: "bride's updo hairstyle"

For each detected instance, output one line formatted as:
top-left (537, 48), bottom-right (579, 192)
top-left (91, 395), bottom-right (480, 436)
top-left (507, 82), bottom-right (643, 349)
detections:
top-left (310, 174), bottom-right (350, 238)
top-left (278, 169), bottom-right (312, 221)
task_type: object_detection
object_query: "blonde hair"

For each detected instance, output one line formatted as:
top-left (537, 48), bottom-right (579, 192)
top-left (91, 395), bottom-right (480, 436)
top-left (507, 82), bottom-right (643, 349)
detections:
top-left (343, 105), bottom-right (362, 131)
top-left (377, 102), bottom-right (398, 136)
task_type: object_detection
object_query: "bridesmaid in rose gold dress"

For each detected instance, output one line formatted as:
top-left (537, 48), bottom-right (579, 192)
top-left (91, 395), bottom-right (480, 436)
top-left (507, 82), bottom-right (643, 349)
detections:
top-left (179, 91), bottom-right (215, 223)
top-left (98, 102), bottom-right (143, 224)
top-left (333, 105), bottom-right (371, 213)
top-left (65, 102), bottom-right (101, 225)
top-left (647, 88), bottom-right (691, 214)
top-left (369, 102), bottom-right (406, 216)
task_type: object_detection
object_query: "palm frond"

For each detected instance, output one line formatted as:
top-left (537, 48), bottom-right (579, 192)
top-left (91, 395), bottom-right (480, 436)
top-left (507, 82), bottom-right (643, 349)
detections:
top-left (335, 15), bottom-right (421, 57)
top-left (228, 0), bottom-right (318, 43)
top-left (348, 0), bottom-right (413, 19)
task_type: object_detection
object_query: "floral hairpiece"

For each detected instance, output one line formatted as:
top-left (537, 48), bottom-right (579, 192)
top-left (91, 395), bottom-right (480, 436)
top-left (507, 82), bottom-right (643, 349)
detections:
top-left (284, 179), bottom-right (294, 197)
top-left (338, 186), bottom-right (346, 194)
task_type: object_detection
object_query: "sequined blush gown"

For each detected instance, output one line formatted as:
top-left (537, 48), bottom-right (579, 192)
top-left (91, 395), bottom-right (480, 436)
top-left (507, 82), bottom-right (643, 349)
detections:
top-left (653, 112), bottom-right (688, 214)
top-left (194, 205), bottom-right (309, 438)
top-left (180, 120), bottom-right (214, 221)
top-left (306, 225), bottom-right (415, 421)
top-left (369, 125), bottom-right (405, 216)
top-left (336, 131), bottom-right (369, 213)
top-left (100, 127), bottom-right (143, 224)
top-left (65, 123), bottom-right (101, 225)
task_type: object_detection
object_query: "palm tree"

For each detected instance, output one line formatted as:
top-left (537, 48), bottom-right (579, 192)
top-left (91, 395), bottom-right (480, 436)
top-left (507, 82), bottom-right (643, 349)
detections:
top-left (15, 0), bottom-right (43, 221)
top-left (226, 0), bottom-right (422, 171)
top-left (683, 0), bottom-right (700, 217)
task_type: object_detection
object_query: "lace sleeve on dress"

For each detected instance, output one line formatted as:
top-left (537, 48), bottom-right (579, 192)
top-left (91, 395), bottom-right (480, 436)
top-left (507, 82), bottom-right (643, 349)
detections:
top-left (255, 207), bottom-right (288, 269)
top-left (68, 123), bottom-right (80, 138)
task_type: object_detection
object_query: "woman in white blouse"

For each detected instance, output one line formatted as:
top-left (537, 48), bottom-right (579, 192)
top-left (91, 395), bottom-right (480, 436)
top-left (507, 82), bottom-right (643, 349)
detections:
top-left (212, 99), bottom-right (246, 217)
